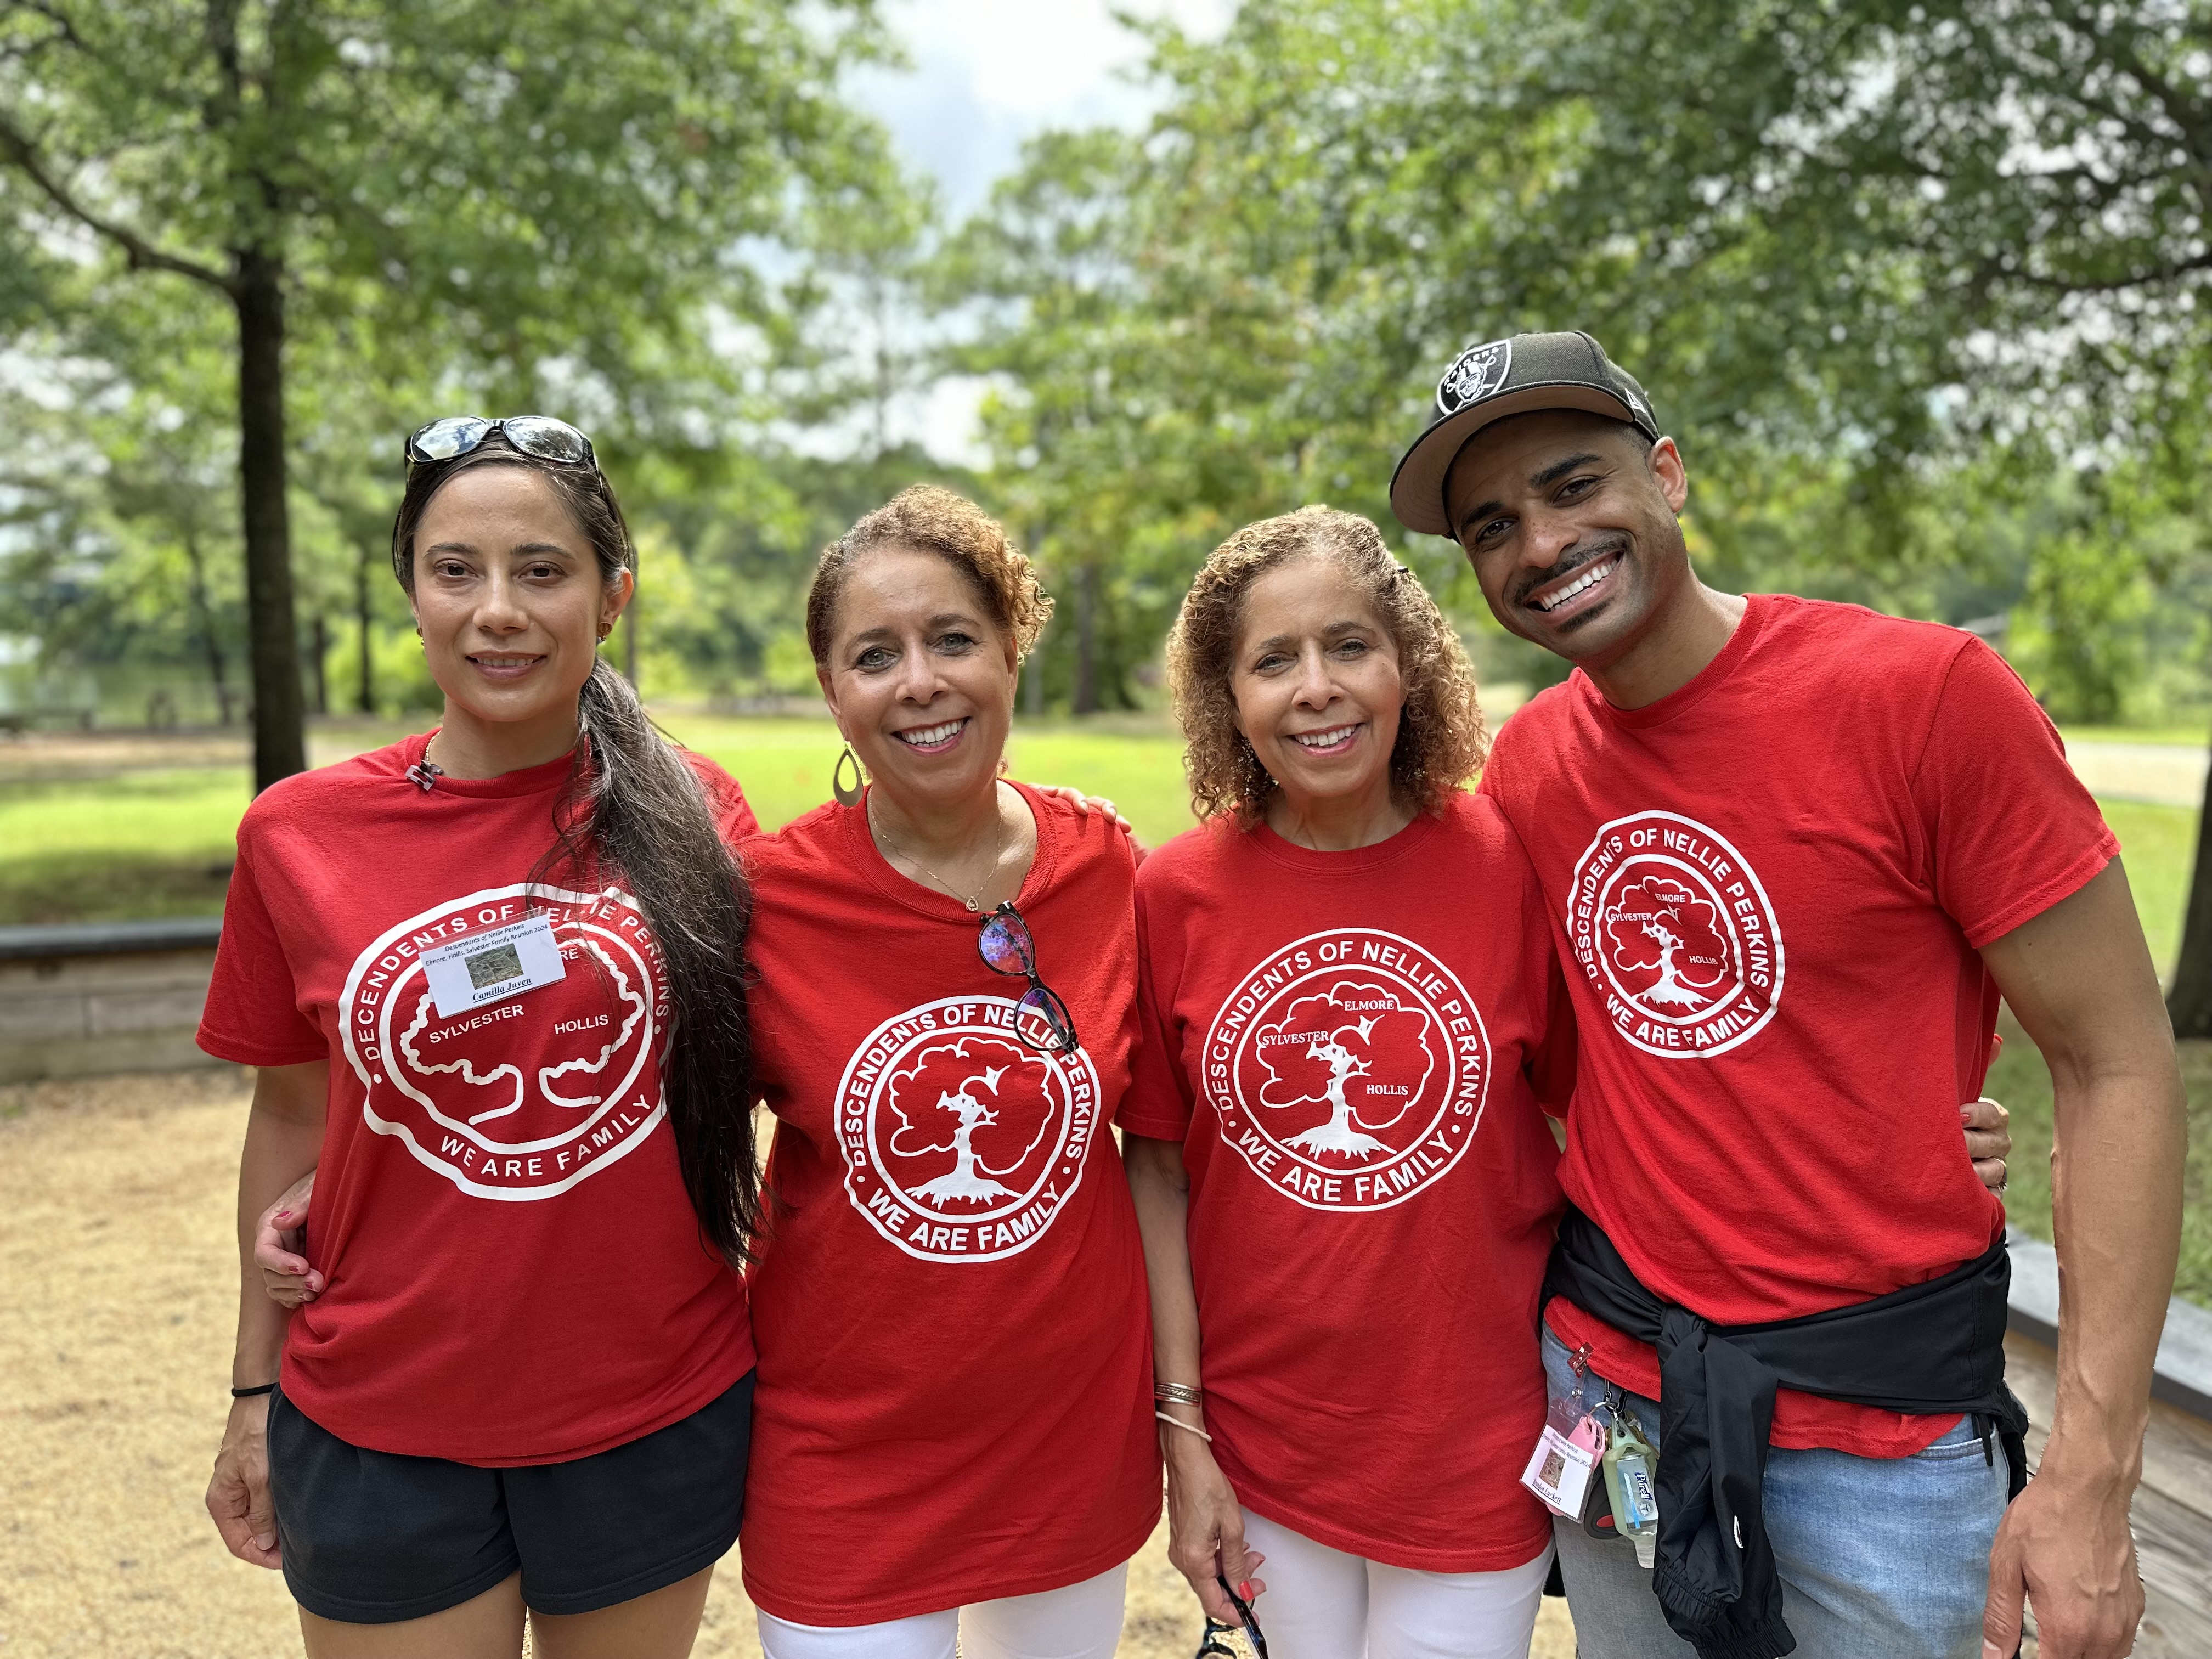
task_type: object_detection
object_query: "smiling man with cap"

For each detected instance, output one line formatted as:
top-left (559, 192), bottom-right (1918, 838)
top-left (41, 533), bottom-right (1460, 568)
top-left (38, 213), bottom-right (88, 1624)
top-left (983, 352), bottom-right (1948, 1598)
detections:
top-left (1391, 331), bottom-right (2184, 1659)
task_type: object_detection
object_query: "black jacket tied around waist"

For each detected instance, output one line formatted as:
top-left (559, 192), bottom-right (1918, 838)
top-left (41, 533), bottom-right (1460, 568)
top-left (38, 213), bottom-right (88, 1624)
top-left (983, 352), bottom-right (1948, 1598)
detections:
top-left (1541, 1207), bottom-right (2028, 1659)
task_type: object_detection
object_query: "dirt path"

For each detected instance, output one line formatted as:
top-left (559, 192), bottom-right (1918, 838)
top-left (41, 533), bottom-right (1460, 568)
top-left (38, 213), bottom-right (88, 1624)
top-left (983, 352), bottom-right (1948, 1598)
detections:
top-left (0, 1070), bottom-right (1572, 1658)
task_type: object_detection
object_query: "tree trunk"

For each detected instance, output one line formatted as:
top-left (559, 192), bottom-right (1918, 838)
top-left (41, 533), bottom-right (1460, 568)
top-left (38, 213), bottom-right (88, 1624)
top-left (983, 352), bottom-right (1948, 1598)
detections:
top-left (1024, 631), bottom-right (1046, 717)
top-left (1072, 561), bottom-right (1099, 716)
top-left (356, 539), bottom-right (376, 714)
top-left (179, 529), bottom-right (235, 726)
top-left (233, 248), bottom-right (307, 790)
top-left (1023, 521), bottom-right (1048, 718)
top-left (2165, 749), bottom-right (2212, 1037)
top-left (309, 614), bottom-right (328, 715)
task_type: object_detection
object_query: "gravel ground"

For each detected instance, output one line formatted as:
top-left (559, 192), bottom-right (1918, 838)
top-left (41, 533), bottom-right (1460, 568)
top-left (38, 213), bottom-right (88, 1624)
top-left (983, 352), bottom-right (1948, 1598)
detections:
top-left (0, 1069), bottom-right (1573, 1658)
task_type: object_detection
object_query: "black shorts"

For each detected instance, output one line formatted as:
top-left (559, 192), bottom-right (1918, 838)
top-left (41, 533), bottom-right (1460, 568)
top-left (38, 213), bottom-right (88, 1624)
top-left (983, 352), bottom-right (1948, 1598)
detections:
top-left (267, 1372), bottom-right (752, 1625)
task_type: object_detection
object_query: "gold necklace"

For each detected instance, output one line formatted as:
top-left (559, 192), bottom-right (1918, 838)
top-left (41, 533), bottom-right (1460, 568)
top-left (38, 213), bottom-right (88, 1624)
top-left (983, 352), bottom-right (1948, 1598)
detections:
top-left (868, 791), bottom-right (1007, 912)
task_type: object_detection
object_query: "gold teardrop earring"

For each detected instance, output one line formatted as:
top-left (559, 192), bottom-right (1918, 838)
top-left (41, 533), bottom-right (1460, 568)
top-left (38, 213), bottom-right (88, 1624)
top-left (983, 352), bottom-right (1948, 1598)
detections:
top-left (832, 744), bottom-right (865, 808)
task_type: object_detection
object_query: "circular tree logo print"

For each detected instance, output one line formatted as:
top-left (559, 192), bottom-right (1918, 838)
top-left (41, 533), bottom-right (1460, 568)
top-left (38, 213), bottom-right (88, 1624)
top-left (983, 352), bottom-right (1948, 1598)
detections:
top-left (1567, 810), bottom-right (1785, 1058)
top-left (339, 883), bottom-right (668, 1200)
top-left (836, 996), bottom-right (1102, 1263)
top-left (1202, 928), bottom-right (1490, 1212)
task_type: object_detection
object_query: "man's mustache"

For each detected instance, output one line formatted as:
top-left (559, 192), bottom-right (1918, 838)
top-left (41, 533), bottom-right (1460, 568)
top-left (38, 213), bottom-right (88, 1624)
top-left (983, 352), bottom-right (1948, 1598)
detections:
top-left (1510, 534), bottom-right (1632, 609)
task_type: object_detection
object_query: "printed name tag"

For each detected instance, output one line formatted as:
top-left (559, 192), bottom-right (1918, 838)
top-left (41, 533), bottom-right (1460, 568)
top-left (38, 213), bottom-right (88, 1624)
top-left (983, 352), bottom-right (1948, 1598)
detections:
top-left (1521, 1412), bottom-right (1604, 1519)
top-left (421, 912), bottom-right (567, 1018)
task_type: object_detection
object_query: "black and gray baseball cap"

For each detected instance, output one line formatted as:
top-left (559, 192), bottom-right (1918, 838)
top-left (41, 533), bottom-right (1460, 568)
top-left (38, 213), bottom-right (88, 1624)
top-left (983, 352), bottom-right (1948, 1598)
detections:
top-left (1388, 331), bottom-right (1659, 538)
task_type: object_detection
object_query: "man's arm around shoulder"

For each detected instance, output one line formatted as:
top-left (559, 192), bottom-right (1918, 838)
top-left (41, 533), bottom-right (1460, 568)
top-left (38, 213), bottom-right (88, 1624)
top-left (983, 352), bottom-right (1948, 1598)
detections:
top-left (1977, 859), bottom-right (2185, 1659)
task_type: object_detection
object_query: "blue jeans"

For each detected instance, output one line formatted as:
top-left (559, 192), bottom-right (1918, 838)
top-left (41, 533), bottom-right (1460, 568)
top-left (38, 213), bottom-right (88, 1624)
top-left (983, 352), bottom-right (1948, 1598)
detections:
top-left (1540, 1327), bottom-right (2010, 1659)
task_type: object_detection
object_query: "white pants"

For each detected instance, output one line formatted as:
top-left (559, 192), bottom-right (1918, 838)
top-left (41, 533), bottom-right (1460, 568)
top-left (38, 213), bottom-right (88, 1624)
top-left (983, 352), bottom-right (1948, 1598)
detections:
top-left (1239, 1509), bottom-right (1553, 1659)
top-left (755, 1562), bottom-right (1128, 1659)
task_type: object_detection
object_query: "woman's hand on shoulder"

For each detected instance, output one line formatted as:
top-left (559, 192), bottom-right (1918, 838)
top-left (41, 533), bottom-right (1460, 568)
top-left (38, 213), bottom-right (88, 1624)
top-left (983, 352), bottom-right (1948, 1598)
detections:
top-left (1030, 782), bottom-right (1124, 825)
top-left (256, 1169), bottom-right (321, 1306)
top-left (1963, 1096), bottom-right (2011, 1197)
top-left (1030, 783), bottom-right (1148, 859)
top-left (1161, 1421), bottom-right (1267, 1624)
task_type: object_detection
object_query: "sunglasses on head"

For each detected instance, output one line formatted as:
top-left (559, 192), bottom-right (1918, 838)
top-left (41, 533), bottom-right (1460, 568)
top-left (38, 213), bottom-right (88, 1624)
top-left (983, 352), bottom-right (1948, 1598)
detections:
top-left (404, 415), bottom-right (596, 471)
top-left (977, 902), bottom-right (1080, 1056)
top-left (1196, 1573), bottom-right (1268, 1658)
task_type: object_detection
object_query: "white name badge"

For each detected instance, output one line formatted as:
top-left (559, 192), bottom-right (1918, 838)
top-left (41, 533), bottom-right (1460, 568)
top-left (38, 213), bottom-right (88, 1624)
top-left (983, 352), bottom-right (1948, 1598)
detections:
top-left (421, 912), bottom-right (567, 1018)
top-left (1520, 1414), bottom-right (1603, 1519)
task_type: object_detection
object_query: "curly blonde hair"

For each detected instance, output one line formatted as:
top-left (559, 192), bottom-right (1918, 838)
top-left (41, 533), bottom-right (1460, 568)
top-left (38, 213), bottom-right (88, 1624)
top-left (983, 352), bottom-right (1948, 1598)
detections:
top-left (1167, 506), bottom-right (1487, 826)
top-left (806, 484), bottom-right (1053, 665)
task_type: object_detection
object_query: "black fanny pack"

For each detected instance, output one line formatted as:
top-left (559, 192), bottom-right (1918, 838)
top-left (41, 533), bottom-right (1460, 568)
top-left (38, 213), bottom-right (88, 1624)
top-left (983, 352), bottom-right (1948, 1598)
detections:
top-left (1542, 1207), bottom-right (2028, 1659)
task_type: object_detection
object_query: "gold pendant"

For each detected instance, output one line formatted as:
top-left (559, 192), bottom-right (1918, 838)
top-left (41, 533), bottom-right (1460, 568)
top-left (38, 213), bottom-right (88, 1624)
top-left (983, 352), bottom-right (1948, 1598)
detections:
top-left (964, 899), bottom-right (980, 912)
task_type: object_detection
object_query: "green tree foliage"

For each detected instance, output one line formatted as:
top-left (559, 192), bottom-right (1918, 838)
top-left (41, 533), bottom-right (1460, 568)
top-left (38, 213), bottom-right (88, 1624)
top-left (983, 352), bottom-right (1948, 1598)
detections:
top-left (0, 0), bottom-right (895, 785)
top-left (957, 0), bottom-right (2212, 681)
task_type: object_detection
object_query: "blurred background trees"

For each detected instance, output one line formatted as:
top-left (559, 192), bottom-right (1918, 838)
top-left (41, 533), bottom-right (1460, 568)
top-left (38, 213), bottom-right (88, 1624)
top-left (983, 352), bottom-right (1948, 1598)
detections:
top-left (0, 0), bottom-right (903, 782)
top-left (13, 0), bottom-right (2212, 735)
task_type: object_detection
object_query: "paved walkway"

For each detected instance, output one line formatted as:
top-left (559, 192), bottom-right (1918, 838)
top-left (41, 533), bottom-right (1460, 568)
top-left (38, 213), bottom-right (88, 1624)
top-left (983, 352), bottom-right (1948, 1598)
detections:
top-left (2064, 741), bottom-right (2209, 809)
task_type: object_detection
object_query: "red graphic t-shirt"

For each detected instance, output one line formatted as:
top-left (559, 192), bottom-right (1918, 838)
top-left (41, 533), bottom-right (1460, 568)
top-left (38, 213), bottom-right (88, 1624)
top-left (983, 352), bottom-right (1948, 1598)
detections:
top-left (1120, 793), bottom-right (1573, 1573)
top-left (197, 732), bottom-right (759, 1465)
top-left (738, 785), bottom-right (1160, 1627)
top-left (1481, 595), bottom-right (2118, 1456)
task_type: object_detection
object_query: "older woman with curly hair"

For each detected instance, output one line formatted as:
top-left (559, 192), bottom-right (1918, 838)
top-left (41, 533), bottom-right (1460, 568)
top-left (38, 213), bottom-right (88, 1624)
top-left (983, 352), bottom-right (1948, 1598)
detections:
top-left (737, 484), bottom-right (1160, 1658)
top-left (1119, 505), bottom-right (1577, 1658)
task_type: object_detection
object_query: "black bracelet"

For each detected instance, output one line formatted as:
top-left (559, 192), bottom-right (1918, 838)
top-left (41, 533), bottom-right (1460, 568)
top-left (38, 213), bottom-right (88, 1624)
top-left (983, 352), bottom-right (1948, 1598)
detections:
top-left (230, 1383), bottom-right (276, 1399)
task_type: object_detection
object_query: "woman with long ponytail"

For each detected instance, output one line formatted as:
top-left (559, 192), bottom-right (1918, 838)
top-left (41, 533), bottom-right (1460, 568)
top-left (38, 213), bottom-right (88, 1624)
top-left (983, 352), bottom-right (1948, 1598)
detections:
top-left (201, 419), bottom-right (761, 1658)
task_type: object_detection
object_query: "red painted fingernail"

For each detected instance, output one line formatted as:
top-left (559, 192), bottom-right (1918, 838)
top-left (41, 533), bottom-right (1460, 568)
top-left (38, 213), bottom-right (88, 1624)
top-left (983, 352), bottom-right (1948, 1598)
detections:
top-left (1238, 1581), bottom-right (1254, 1599)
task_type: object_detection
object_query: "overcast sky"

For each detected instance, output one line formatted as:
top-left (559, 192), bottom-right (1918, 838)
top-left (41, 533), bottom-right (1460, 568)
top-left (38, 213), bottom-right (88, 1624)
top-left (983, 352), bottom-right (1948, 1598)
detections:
top-left (823, 1), bottom-right (1231, 460)
top-left (846, 0), bottom-right (1234, 221)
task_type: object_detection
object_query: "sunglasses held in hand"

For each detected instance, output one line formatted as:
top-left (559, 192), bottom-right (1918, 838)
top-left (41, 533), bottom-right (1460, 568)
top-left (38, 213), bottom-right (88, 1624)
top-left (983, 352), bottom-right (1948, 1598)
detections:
top-left (977, 903), bottom-right (1080, 1055)
top-left (1197, 1573), bottom-right (1267, 1658)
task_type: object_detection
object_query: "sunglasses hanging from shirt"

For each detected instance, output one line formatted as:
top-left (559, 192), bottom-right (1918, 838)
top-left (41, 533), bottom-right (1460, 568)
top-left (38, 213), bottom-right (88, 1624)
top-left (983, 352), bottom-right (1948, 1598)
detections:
top-left (404, 415), bottom-right (596, 471)
top-left (977, 902), bottom-right (1080, 1056)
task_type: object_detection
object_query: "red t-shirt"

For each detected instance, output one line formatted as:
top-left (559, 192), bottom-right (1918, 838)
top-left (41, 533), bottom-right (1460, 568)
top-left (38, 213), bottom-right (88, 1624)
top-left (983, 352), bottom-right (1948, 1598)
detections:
top-left (1481, 594), bottom-right (2118, 1456)
top-left (1119, 794), bottom-right (1572, 1572)
top-left (737, 785), bottom-right (1160, 1627)
top-left (197, 731), bottom-right (759, 1465)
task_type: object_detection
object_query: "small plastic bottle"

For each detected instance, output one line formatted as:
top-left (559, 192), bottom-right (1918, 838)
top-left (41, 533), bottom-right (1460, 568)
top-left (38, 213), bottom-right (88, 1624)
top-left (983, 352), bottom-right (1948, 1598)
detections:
top-left (1602, 1405), bottom-right (1662, 1569)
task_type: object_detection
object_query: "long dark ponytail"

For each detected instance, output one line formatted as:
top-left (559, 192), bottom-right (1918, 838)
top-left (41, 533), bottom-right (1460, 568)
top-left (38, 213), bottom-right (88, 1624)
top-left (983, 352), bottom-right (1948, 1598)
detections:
top-left (391, 434), bottom-right (761, 1267)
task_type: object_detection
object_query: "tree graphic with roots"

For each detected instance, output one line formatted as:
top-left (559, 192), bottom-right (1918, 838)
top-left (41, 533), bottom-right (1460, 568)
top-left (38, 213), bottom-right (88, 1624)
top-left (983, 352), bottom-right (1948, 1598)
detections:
top-left (1605, 876), bottom-right (1730, 1011)
top-left (1254, 986), bottom-right (1436, 1162)
top-left (888, 1038), bottom-right (1055, 1206)
top-left (395, 932), bottom-right (648, 1131)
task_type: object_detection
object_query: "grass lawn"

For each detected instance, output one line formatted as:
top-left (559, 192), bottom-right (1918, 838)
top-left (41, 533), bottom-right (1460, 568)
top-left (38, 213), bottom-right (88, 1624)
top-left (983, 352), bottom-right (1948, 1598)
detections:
top-left (0, 769), bottom-right (248, 926)
top-left (2102, 799), bottom-right (2198, 975)
top-left (2059, 722), bottom-right (2212, 748)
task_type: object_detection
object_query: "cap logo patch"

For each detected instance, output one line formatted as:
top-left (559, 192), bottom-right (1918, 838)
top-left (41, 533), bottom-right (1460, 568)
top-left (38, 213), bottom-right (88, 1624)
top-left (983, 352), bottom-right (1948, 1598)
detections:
top-left (1437, 339), bottom-right (1512, 415)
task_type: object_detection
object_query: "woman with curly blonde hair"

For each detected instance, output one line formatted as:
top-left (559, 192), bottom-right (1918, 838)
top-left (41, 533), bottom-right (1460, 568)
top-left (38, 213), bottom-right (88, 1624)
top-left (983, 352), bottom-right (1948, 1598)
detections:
top-left (1121, 505), bottom-right (1576, 1658)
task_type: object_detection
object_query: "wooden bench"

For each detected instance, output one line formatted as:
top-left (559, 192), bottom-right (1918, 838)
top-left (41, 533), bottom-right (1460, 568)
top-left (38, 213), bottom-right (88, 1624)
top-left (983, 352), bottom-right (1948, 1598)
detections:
top-left (0, 918), bottom-right (225, 1083)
